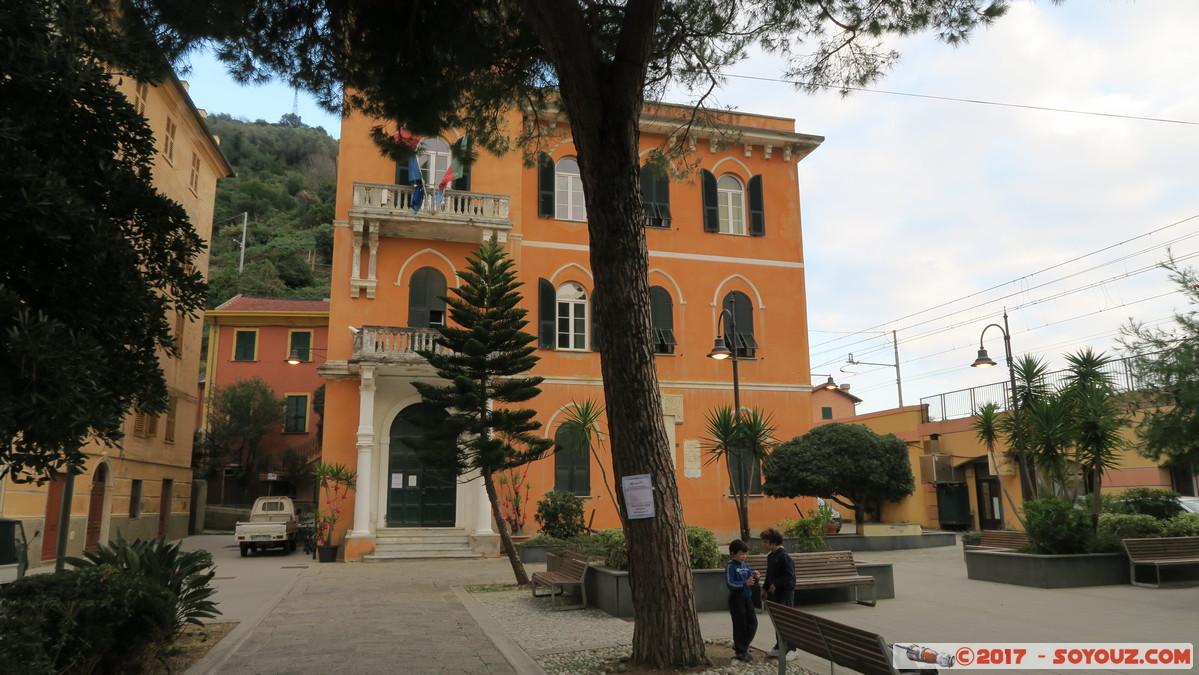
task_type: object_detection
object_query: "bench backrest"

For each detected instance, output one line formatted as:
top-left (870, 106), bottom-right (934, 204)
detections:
top-left (558, 555), bottom-right (588, 580)
top-left (979, 530), bottom-right (1029, 549)
top-left (747, 550), bottom-right (859, 579)
top-left (766, 601), bottom-right (896, 675)
top-left (1123, 536), bottom-right (1199, 562)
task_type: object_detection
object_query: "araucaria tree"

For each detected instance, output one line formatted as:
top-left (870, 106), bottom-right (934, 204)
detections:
top-left (138, 0), bottom-right (1011, 665)
top-left (764, 423), bottom-right (915, 525)
top-left (0, 0), bottom-right (206, 481)
top-left (407, 239), bottom-right (553, 586)
top-left (1121, 257), bottom-right (1199, 476)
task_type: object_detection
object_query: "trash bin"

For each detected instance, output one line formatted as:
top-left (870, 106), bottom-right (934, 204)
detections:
top-left (0, 518), bottom-right (29, 585)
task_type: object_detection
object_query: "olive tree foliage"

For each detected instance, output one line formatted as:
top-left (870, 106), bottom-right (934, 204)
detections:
top-left (126, 0), bottom-right (1012, 666)
top-left (0, 0), bottom-right (207, 482)
top-left (764, 423), bottom-right (915, 525)
top-left (1120, 257), bottom-right (1199, 475)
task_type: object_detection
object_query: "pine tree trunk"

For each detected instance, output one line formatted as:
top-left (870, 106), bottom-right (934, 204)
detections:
top-left (484, 471), bottom-right (529, 586)
top-left (519, 1), bottom-right (707, 666)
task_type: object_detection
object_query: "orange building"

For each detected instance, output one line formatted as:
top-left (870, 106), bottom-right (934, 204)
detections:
top-left (201, 296), bottom-right (330, 504)
top-left (320, 103), bottom-right (825, 559)
top-left (0, 73), bottom-right (232, 566)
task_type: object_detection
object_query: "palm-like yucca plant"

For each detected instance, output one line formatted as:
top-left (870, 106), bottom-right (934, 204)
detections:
top-left (703, 406), bottom-right (777, 542)
top-left (1020, 393), bottom-right (1076, 497)
top-left (67, 535), bottom-right (220, 636)
top-left (1063, 348), bottom-right (1127, 531)
top-left (972, 403), bottom-right (1025, 528)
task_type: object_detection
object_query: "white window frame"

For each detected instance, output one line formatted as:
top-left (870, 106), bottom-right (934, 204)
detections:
top-left (717, 175), bottom-right (745, 235)
top-left (555, 158), bottom-right (586, 221)
top-left (556, 283), bottom-right (588, 350)
top-left (418, 138), bottom-right (452, 185)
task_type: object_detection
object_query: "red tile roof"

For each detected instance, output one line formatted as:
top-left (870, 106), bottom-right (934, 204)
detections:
top-left (212, 295), bottom-right (329, 313)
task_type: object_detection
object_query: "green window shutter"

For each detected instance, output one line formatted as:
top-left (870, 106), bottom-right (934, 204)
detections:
top-left (821, 406), bottom-right (834, 420)
top-left (290, 331), bottom-right (312, 361)
top-left (284, 395), bottom-right (308, 433)
top-left (701, 169), bottom-right (719, 232)
top-left (538, 278), bottom-right (555, 349)
top-left (748, 174), bottom-right (765, 236)
top-left (234, 331), bottom-right (256, 361)
top-left (641, 164), bottom-right (671, 228)
top-left (408, 268), bottom-right (430, 327)
top-left (590, 288), bottom-right (600, 352)
top-left (453, 162), bottom-right (471, 191)
top-left (723, 291), bottom-right (756, 358)
top-left (395, 159), bottom-right (410, 186)
top-left (537, 152), bottom-right (554, 218)
top-left (650, 286), bottom-right (675, 354)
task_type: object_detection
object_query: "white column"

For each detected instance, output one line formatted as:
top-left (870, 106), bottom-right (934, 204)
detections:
top-left (474, 472), bottom-right (494, 536)
top-left (350, 365), bottom-right (376, 537)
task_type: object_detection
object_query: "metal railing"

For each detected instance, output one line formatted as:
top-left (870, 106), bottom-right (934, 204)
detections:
top-left (921, 353), bottom-right (1146, 421)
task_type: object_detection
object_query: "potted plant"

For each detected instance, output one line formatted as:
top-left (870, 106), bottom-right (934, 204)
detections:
top-left (313, 462), bottom-right (357, 562)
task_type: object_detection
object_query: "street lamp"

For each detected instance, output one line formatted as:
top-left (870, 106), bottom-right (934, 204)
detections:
top-left (845, 330), bottom-right (904, 406)
top-left (811, 374), bottom-right (840, 391)
top-left (707, 307), bottom-right (740, 414)
top-left (971, 310), bottom-right (1034, 499)
top-left (287, 347), bottom-right (328, 365)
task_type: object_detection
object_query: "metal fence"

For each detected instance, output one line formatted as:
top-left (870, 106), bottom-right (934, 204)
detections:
top-left (921, 353), bottom-right (1146, 422)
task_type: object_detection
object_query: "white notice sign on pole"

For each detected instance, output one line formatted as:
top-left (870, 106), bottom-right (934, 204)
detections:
top-left (622, 474), bottom-right (655, 519)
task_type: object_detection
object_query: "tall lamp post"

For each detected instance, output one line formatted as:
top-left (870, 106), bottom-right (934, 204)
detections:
top-left (706, 307), bottom-right (741, 414)
top-left (846, 329), bottom-right (904, 406)
top-left (971, 311), bottom-right (1035, 499)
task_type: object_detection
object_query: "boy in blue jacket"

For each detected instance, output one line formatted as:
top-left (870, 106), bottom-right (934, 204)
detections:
top-left (725, 539), bottom-right (759, 662)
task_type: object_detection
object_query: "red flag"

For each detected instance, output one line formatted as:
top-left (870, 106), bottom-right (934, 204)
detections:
top-left (393, 129), bottom-right (422, 151)
top-left (438, 165), bottom-right (455, 191)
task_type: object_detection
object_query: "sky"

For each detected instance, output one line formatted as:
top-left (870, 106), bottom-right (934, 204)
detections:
top-left (177, 0), bottom-right (1199, 416)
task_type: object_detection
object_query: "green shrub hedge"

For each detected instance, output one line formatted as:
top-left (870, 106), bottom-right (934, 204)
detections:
top-left (1163, 513), bottom-right (1199, 537)
top-left (1093, 513), bottom-right (1165, 552)
top-left (0, 565), bottom-right (174, 673)
top-left (590, 526), bottom-right (722, 571)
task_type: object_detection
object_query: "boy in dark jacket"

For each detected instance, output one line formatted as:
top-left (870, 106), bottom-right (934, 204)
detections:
top-left (760, 526), bottom-right (797, 659)
top-left (724, 539), bottom-right (759, 662)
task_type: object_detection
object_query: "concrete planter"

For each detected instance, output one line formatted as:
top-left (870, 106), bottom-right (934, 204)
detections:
top-left (964, 549), bottom-right (1127, 588)
top-left (517, 544), bottom-right (548, 564)
top-left (585, 561), bottom-right (895, 618)
top-left (785, 532), bottom-right (956, 553)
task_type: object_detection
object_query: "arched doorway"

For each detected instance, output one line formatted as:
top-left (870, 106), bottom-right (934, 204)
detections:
top-left (85, 465), bottom-right (108, 552)
top-left (386, 403), bottom-right (456, 527)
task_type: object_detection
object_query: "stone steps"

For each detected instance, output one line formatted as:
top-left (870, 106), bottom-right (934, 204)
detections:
top-left (363, 527), bottom-right (481, 562)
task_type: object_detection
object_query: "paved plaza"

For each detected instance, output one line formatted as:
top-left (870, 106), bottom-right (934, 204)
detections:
top-left (182, 535), bottom-right (1198, 674)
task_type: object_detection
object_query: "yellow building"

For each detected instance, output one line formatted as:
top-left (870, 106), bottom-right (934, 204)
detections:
top-left (0, 73), bottom-right (231, 566)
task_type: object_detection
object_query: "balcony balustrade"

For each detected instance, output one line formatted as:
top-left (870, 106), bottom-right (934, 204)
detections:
top-left (349, 181), bottom-right (512, 243)
top-left (351, 325), bottom-right (450, 366)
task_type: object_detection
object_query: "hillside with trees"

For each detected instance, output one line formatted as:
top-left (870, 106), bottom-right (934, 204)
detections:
top-left (205, 113), bottom-right (337, 307)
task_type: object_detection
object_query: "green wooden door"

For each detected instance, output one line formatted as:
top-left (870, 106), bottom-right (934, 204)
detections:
top-left (387, 403), bottom-right (456, 527)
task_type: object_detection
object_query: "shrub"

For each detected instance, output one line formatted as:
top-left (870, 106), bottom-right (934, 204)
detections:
top-left (1163, 513), bottom-right (1199, 537)
top-left (1108, 488), bottom-right (1183, 519)
top-left (686, 526), bottom-right (722, 569)
top-left (1023, 497), bottom-right (1093, 554)
top-left (778, 505), bottom-right (832, 553)
top-left (596, 528), bottom-right (629, 570)
top-left (1093, 513), bottom-right (1165, 552)
top-left (534, 491), bottom-right (587, 540)
top-left (961, 531), bottom-right (983, 546)
top-left (0, 565), bottom-right (174, 673)
top-left (67, 535), bottom-right (220, 635)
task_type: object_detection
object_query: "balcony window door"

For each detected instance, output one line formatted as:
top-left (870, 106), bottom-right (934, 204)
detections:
top-left (408, 267), bottom-right (448, 328)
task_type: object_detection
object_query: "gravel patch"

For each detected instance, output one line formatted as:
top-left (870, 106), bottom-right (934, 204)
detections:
top-left (470, 589), bottom-right (815, 675)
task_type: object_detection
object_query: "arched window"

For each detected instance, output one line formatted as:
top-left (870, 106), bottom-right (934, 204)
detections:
top-left (555, 158), bottom-right (586, 221)
top-left (554, 423), bottom-right (590, 496)
top-left (556, 283), bottom-right (588, 350)
top-left (717, 175), bottom-right (746, 235)
top-left (396, 137), bottom-right (453, 186)
top-left (408, 267), bottom-right (447, 328)
top-left (721, 290), bottom-right (757, 358)
top-left (650, 286), bottom-right (676, 355)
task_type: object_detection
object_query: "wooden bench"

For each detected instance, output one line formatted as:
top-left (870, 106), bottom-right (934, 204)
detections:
top-left (1123, 536), bottom-right (1199, 588)
top-left (765, 601), bottom-right (935, 675)
top-left (530, 549), bottom-right (589, 610)
top-left (749, 550), bottom-right (876, 606)
top-left (966, 530), bottom-right (1029, 551)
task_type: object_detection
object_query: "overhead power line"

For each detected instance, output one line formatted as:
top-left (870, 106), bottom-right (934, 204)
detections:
top-left (723, 73), bottom-right (1199, 126)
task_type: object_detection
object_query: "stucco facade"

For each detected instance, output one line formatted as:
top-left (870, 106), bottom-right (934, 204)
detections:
top-left (1, 73), bottom-right (231, 566)
top-left (321, 103), bottom-right (827, 558)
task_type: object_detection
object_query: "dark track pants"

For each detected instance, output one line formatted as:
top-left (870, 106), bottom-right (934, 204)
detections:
top-left (729, 594), bottom-right (758, 654)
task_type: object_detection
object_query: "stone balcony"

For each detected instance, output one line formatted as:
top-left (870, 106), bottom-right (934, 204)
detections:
top-left (349, 181), bottom-right (512, 243)
top-left (353, 325), bottom-right (449, 365)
